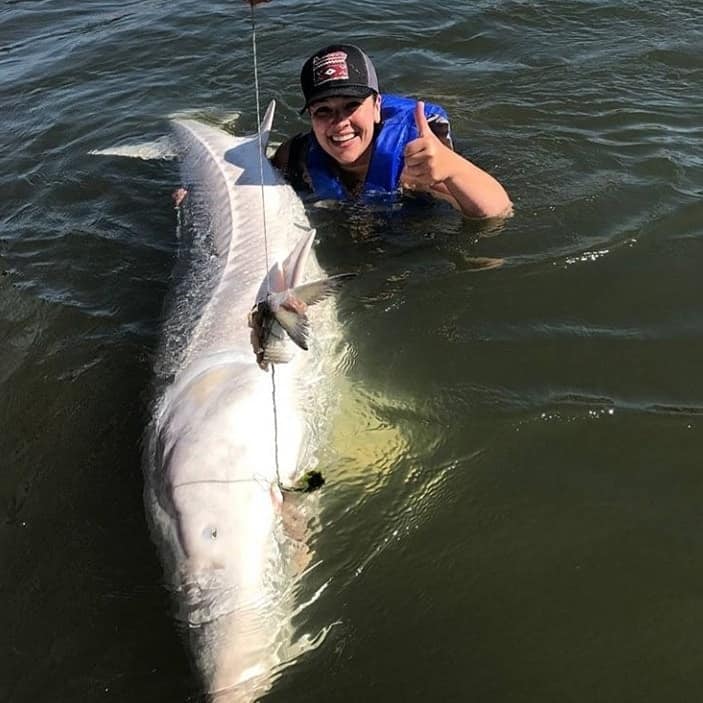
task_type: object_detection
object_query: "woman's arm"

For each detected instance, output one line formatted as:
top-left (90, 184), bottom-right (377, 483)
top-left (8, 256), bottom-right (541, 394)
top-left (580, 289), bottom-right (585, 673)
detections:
top-left (401, 101), bottom-right (513, 219)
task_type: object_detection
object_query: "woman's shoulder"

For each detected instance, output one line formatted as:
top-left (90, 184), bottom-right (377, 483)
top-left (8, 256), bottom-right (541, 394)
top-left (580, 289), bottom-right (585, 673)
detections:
top-left (271, 137), bottom-right (291, 171)
top-left (272, 132), bottom-right (308, 170)
top-left (271, 132), bottom-right (312, 191)
top-left (380, 94), bottom-right (453, 148)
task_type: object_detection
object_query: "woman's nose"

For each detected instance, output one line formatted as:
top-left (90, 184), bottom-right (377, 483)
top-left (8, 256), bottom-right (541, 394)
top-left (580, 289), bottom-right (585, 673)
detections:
top-left (330, 109), bottom-right (350, 125)
top-left (332, 112), bottom-right (349, 127)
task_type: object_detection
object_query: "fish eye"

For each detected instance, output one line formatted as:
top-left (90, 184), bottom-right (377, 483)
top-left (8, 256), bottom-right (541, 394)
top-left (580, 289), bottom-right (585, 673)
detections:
top-left (203, 526), bottom-right (218, 540)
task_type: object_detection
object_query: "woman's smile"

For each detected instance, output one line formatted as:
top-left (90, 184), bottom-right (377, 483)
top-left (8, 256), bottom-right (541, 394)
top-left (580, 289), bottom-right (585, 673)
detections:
top-left (309, 94), bottom-right (381, 168)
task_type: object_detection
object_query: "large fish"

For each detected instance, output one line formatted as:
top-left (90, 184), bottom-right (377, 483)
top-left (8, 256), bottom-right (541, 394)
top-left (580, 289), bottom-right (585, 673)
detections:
top-left (142, 102), bottom-right (345, 701)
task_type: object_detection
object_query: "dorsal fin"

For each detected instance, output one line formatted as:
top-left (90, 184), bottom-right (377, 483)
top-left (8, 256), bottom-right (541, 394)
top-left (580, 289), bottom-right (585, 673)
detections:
top-left (259, 100), bottom-right (276, 148)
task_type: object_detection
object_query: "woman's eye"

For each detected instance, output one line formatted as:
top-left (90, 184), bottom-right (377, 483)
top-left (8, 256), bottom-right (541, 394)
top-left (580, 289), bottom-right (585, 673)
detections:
top-left (311, 107), bottom-right (331, 118)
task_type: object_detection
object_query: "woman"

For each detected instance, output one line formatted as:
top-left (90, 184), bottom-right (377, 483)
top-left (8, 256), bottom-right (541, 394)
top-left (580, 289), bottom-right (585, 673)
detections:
top-left (272, 43), bottom-right (513, 219)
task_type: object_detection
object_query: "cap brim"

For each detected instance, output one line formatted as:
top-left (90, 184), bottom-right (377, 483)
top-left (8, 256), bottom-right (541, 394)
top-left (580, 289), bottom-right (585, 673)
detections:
top-left (299, 86), bottom-right (376, 114)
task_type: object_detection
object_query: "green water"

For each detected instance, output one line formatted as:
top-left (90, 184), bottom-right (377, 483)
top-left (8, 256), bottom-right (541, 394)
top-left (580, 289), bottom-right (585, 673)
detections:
top-left (2, 1), bottom-right (703, 700)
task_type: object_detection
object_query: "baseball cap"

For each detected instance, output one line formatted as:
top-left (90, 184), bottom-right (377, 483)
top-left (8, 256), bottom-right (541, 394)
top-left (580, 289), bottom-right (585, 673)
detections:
top-left (300, 44), bottom-right (379, 113)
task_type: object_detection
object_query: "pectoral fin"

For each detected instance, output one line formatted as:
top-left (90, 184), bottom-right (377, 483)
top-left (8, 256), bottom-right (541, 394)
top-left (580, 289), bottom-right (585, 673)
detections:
top-left (291, 273), bottom-right (357, 306)
top-left (272, 308), bottom-right (310, 351)
top-left (271, 273), bottom-right (355, 350)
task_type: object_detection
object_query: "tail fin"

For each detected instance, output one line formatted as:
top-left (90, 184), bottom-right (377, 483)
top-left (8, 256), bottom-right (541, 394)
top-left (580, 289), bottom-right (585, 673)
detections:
top-left (88, 136), bottom-right (177, 160)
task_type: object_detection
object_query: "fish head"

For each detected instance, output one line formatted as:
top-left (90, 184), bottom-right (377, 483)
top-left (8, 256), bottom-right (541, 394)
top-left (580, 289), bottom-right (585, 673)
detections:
top-left (148, 366), bottom-right (301, 698)
top-left (170, 484), bottom-right (287, 701)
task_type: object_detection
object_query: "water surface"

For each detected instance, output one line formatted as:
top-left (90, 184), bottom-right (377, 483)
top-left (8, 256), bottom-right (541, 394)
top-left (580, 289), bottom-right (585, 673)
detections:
top-left (2, 1), bottom-right (703, 701)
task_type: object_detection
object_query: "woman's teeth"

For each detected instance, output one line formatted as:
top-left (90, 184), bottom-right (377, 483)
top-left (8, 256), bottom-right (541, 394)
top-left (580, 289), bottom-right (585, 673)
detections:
top-left (331, 134), bottom-right (356, 144)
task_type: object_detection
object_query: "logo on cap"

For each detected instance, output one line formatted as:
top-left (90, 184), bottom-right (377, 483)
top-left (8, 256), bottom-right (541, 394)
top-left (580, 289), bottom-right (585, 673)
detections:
top-left (312, 51), bottom-right (349, 87)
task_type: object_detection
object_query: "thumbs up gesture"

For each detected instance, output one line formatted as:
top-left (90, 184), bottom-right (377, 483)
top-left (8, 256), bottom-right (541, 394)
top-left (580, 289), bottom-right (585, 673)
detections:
top-left (400, 101), bottom-right (458, 193)
top-left (399, 100), bottom-right (513, 218)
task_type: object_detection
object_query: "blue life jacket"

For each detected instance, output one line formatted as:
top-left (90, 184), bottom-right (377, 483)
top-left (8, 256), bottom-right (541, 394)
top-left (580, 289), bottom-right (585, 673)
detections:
top-left (305, 94), bottom-right (450, 201)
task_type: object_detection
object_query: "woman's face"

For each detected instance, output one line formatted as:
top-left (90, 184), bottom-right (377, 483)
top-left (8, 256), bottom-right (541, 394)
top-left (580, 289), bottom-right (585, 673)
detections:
top-left (308, 94), bottom-right (381, 169)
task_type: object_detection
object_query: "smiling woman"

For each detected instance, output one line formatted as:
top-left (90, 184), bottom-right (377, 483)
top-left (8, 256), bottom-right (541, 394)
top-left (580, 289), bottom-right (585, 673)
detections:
top-left (272, 43), bottom-right (513, 219)
top-left (309, 95), bottom-right (381, 174)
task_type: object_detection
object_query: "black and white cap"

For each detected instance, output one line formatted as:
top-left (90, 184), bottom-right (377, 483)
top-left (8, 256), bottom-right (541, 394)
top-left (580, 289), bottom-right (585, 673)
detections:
top-left (300, 44), bottom-right (379, 113)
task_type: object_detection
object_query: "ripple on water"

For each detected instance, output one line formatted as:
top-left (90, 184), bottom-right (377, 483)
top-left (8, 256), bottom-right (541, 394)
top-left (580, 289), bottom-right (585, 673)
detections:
top-left (3, 0), bottom-right (703, 699)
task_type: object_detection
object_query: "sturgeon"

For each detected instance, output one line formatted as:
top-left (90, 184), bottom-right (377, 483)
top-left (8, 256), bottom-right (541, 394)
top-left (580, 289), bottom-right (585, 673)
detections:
top-left (142, 102), bottom-right (341, 701)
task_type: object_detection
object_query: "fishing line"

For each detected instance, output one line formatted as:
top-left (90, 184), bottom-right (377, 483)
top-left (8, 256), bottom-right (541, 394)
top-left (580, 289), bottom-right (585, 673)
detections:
top-left (248, 2), bottom-right (283, 490)
top-left (270, 363), bottom-right (283, 488)
top-left (247, 4), bottom-right (325, 496)
top-left (248, 2), bottom-right (271, 282)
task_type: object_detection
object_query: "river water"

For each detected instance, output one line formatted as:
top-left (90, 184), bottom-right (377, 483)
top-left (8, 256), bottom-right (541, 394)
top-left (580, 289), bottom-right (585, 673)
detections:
top-left (2, 1), bottom-right (703, 701)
